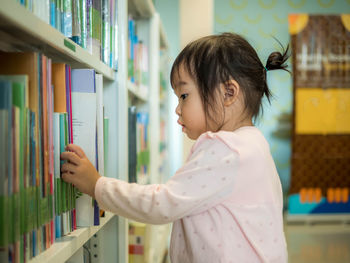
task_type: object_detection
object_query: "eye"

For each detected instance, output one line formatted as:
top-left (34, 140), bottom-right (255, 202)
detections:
top-left (180, 93), bottom-right (188, 100)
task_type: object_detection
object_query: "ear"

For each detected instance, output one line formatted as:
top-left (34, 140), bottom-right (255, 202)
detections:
top-left (220, 79), bottom-right (240, 106)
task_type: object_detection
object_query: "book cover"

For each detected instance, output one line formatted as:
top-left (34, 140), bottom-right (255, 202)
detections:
top-left (71, 69), bottom-right (96, 227)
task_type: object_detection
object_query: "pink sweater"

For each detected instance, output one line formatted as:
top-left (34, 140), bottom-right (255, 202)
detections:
top-left (95, 127), bottom-right (287, 263)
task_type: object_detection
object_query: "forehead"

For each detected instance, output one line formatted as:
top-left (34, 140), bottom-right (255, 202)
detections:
top-left (172, 63), bottom-right (193, 86)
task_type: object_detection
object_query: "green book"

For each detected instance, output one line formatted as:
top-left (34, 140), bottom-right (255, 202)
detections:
top-left (0, 80), bottom-right (12, 252)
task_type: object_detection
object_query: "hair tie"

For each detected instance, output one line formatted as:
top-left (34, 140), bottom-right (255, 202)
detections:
top-left (264, 66), bottom-right (268, 72)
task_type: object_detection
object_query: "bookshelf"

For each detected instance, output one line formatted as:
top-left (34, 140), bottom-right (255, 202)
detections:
top-left (0, 0), bottom-right (171, 262)
top-left (0, 0), bottom-right (114, 80)
top-left (124, 0), bottom-right (172, 262)
top-left (27, 212), bottom-right (115, 263)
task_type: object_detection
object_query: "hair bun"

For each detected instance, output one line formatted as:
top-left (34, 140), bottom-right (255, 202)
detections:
top-left (266, 44), bottom-right (290, 72)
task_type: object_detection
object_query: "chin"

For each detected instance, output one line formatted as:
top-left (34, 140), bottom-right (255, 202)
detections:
top-left (186, 133), bottom-right (200, 141)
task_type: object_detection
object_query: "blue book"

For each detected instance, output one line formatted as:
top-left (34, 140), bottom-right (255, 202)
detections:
top-left (50, 0), bottom-right (56, 28)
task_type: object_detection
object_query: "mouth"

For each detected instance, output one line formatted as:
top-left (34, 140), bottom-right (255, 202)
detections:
top-left (177, 120), bottom-right (186, 132)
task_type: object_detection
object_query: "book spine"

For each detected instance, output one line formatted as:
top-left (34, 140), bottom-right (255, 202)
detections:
top-left (53, 113), bottom-right (61, 239)
top-left (0, 81), bottom-right (11, 262)
top-left (101, 0), bottom-right (110, 65)
top-left (63, 0), bottom-right (73, 38)
top-left (50, 0), bottom-right (56, 28)
top-left (91, 0), bottom-right (101, 58)
top-left (86, 0), bottom-right (93, 54)
top-left (71, 0), bottom-right (81, 45)
top-left (79, 0), bottom-right (87, 49)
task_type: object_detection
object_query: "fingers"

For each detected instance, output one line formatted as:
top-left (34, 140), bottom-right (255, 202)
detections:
top-left (61, 162), bottom-right (77, 173)
top-left (60, 151), bottom-right (81, 165)
top-left (66, 144), bottom-right (86, 158)
top-left (62, 172), bottom-right (75, 185)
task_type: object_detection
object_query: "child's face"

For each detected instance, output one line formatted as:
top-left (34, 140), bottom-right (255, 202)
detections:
top-left (173, 65), bottom-right (207, 140)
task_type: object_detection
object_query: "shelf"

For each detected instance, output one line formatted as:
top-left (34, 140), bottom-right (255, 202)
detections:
top-left (128, 0), bottom-right (155, 19)
top-left (285, 213), bottom-right (350, 225)
top-left (128, 0), bottom-right (168, 49)
top-left (28, 212), bottom-right (115, 263)
top-left (0, 0), bottom-right (115, 80)
top-left (159, 21), bottom-right (168, 49)
top-left (127, 80), bottom-right (149, 102)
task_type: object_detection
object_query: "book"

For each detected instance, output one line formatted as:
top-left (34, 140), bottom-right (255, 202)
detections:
top-left (0, 80), bottom-right (12, 262)
top-left (101, 0), bottom-right (110, 64)
top-left (71, 0), bottom-right (82, 45)
top-left (62, 0), bottom-right (73, 38)
top-left (128, 106), bottom-right (137, 183)
top-left (91, 0), bottom-right (102, 58)
top-left (71, 69), bottom-right (97, 227)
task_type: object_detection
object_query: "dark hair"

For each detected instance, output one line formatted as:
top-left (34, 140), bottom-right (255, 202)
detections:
top-left (170, 32), bottom-right (290, 129)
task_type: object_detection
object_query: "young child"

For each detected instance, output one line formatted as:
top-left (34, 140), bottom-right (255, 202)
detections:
top-left (61, 32), bottom-right (289, 263)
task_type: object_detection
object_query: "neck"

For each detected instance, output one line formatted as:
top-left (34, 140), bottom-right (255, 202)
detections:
top-left (221, 117), bottom-right (253, 132)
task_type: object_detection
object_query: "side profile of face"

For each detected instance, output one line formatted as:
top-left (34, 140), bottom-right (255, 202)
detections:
top-left (173, 65), bottom-right (207, 140)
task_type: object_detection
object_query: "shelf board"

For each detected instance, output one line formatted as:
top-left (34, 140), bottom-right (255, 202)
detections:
top-left (285, 213), bottom-right (350, 225)
top-left (128, 0), bottom-right (155, 19)
top-left (127, 80), bottom-right (149, 102)
top-left (0, 0), bottom-right (115, 80)
top-left (159, 21), bottom-right (168, 49)
top-left (29, 212), bottom-right (115, 263)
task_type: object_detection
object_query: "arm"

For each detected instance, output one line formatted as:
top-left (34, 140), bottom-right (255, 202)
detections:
top-left (61, 139), bottom-right (239, 224)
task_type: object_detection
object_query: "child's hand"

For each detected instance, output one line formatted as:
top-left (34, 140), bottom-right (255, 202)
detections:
top-left (60, 144), bottom-right (101, 198)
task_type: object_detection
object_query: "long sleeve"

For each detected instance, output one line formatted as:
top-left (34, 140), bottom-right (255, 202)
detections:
top-left (94, 134), bottom-right (239, 224)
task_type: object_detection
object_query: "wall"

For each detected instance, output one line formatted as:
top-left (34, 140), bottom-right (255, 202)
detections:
top-left (180, 0), bottom-right (214, 162)
top-left (214, 0), bottom-right (350, 196)
top-left (154, 0), bottom-right (183, 175)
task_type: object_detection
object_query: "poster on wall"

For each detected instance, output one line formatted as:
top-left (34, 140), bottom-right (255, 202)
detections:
top-left (288, 14), bottom-right (350, 216)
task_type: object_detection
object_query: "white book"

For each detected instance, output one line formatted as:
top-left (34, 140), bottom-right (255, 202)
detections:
top-left (71, 69), bottom-right (96, 227)
top-left (95, 74), bottom-right (104, 177)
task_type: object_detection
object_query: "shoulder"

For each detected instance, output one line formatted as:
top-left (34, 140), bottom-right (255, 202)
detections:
top-left (191, 127), bottom-right (267, 155)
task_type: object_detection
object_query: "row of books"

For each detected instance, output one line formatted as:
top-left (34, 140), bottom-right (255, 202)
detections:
top-left (0, 52), bottom-right (108, 263)
top-left (15, 0), bottom-right (118, 69)
top-left (128, 107), bottom-right (149, 185)
top-left (128, 16), bottom-right (149, 94)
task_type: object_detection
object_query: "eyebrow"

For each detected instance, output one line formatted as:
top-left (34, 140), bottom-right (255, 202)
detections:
top-left (174, 81), bottom-right (188, 87)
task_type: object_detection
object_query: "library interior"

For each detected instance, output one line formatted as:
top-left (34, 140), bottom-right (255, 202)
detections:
top-left (0, 0), bottom-right (349, 262)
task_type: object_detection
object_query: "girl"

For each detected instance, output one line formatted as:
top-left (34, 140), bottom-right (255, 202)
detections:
top-left (61, 32), bottom-right (289, 263)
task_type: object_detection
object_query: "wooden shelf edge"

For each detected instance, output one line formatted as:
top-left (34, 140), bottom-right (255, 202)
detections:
top-left (0, 0), bottom-right (115, 80)
top-left (127, 80), bottom-right (149, 102)
top-left (128, 0), bottom-right (155, 19)
top-left (285, 212), bottom-right (350, 224)
top-left (28, 212), bottom-right (115, 263)
top-left (159, 20), bottom-right (169, 50)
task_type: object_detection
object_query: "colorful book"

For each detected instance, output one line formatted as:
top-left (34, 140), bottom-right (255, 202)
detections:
top-left (71, 0), bottom-right (82, 46)
top-left (91, 0), bottom-right (102, 58)
top-left (101, 0), bottom-right (110, 64)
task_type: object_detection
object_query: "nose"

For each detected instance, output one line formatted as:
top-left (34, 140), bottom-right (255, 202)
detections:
top-left (175, 103), bottom-right (181, 116)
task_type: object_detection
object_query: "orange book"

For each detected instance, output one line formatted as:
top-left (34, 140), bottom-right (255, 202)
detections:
top-left (52, 63), bottom-right (67, 113)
